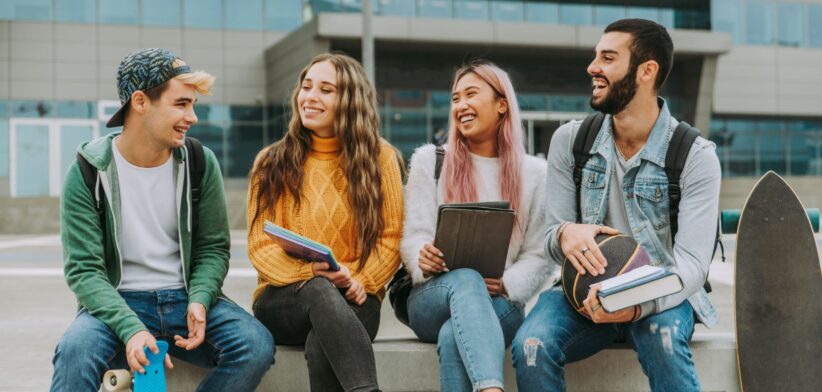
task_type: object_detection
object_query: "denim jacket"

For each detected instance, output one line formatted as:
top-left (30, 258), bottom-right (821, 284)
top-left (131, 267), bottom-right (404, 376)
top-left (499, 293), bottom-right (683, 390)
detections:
top-left (544, 99), bottom-right (721, 327)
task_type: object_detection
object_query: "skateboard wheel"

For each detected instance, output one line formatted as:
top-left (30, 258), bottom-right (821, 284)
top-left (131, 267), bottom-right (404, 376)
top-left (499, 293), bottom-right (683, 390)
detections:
top-left (102, 369), bottom-right (132, 391)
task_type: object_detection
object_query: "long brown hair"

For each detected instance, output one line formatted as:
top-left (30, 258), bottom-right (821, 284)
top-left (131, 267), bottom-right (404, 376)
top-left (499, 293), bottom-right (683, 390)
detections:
top-left (250, 52), bottom-right (385, 270)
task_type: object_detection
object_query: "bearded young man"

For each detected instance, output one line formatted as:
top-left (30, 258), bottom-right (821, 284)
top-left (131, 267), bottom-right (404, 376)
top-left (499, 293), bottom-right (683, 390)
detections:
top-left (511, 19), bottom-right (721, 392)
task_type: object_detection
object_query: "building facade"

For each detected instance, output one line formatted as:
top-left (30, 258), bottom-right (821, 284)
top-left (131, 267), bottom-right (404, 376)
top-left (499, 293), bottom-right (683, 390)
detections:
top-left (1, 0), bottom-right (821, 203)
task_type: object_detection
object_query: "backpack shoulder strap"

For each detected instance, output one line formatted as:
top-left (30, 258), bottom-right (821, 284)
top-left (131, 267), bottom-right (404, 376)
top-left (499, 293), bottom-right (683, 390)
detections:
top-left (572, 112), bottom-right (605, 223)
top-left (434, 145), bottom-right (445, 181)
top-left (665, 122), bottom-right (700, 240)
top-left (185, 137), bottom-right (206, 235)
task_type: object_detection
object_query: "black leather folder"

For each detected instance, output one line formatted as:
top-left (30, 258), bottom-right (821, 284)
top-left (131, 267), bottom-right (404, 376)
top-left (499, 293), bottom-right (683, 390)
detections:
top-left (433, 201), bottom-right (515, 279)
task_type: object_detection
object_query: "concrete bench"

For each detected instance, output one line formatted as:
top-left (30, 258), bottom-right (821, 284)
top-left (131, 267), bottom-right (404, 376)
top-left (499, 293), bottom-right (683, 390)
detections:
top-left (167, 332), bottom-right (738, 392)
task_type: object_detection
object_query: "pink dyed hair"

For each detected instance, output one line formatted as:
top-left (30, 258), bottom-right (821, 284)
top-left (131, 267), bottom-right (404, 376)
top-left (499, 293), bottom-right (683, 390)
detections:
top-left (442, 60), bottom-right (526, 233)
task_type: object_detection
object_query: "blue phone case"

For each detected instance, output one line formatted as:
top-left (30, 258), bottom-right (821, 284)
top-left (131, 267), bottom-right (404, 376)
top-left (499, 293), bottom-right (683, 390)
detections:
top-left (133, 340), bottom-right (168, 392)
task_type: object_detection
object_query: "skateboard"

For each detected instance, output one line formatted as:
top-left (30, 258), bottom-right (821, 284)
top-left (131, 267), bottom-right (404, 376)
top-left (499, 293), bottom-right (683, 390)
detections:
top-left (734, 171), bottom-right (822, 391)
top-left (102, 340), bottom-right (168, 392)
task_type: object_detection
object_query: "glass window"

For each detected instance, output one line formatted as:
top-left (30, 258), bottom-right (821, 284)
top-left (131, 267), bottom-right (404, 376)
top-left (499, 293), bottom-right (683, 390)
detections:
top-left (311, 0), bottom-right (343, 13)
top-left (419, 0), bottom-right (453, 19)
top-left (518, 93), bottom-right (549, 111)
top-left (746, 1), bottom-right (775, 45)
top-left (674, 8), bottom-right (709, 30)
top-left (559, 4), bottom-right (592, 26)
top-left (0, 100), bottom-right (8, 119)
top-left (229, 105), bottom-right (264, 122)
top-left (379, 0), bottom-right (415, 17)
top-left (525, 2), bottom-right (558, 24)
top-left (0, 121), bottom-right (8, 177)
top-left (195, 104), bottom-right (230, 123)
top-left (56, 0), bottom-right (95, 23)
top-left (593, 5), bottom-right (624, 27)
top-left (810, 5), bottom-right (822, 48)
top-left (455, 0), bottom-right (488, 21)
top-left (725, 119), bottom-right (757, 176)
top-left (1, 0), bottom-right (51, 22)
top-left (787, 120), bottom-right (822, 175)
top-left (658, 8), bottom-right (674, 29)
top-left (551, 95), bottom-right (588, 112)
top-left (491, 0), bottom-right (522, 22)
top-left (56, 101), bottom-right (96, 119)
top-left (777, 3), bottom-right (803, 47)
top-left (13, 124), bottom-right (50, 196)
top-left (11, 100), bottom-right (54, 118)
top-left (341, 0), bottom-right (363, 12)
top-left (429, 91), bottom-right (451, 111)
top-left (265, 0), bottom-right (302, 31)
top-left (99, 0), bottom-right (139, 25)
top-left (189, 122), bottom-right (226, 170)
top-left (227, 125), bottom-right (264, 177)
top-left (627, 6), bottom-right (658, 24)
top-left (184, 0), bottom-right (222, 29)
top-left (711, 0), bottom-right (743, 43)
top-left (711, 119), bottom-right (733, 177)
top-left (386, 111), bottom-right (427, 162)
top-left (757, 120), bottom-right (785, 175)
top-left (143, 0), bottom-right (181, 27)
top-left (225, 0), bottom-right (262, 30)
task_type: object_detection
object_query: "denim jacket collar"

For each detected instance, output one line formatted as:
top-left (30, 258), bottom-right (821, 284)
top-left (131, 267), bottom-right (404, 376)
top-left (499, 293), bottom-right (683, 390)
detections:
top-left (593, 97), bottom-right (672, 168)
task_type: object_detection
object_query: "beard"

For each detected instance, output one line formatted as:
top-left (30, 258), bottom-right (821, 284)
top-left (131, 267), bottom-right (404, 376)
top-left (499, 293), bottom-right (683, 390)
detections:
top-left (590, 64), bottom-right (638, 115)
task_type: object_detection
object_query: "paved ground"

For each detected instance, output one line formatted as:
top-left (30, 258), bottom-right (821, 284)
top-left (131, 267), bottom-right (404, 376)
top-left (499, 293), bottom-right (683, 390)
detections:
top-left (0, 231), bottom-right (736, 391)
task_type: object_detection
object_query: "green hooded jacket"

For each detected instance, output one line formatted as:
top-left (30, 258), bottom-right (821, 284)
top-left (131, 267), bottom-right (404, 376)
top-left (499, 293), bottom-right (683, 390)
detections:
top-left (60, 132), bottom-right (231, 344)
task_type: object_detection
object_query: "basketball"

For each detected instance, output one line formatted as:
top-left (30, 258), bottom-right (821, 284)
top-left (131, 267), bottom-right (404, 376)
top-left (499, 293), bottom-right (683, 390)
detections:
top-left (561, 234), bottom-right (651, 318)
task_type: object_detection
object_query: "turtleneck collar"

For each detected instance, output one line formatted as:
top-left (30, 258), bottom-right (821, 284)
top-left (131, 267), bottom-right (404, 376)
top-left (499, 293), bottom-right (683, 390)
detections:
top-left (309, 133), bottom-right (341, 160)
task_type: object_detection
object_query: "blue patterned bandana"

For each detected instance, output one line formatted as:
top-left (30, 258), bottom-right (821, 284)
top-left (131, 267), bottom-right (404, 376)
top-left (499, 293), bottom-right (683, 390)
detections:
top-left (106, 48), bottom-right (192, 128)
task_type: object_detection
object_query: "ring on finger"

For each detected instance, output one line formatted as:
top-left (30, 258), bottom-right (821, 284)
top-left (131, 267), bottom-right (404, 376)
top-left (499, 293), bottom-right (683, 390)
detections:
top-left (581, 247), bottom-right (590, 254)
top-left (591, 303), bottom-right (602, 312)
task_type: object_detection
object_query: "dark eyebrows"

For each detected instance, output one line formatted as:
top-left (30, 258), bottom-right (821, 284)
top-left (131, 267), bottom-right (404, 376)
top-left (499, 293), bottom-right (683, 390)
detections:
top-left (598, 49), bottom-right (619, 56)
top-left (174, 97), bottom-right (195, 104)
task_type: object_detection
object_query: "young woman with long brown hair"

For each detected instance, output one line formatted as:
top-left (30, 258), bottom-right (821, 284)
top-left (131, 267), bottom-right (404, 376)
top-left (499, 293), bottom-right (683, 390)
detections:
top-left (400, 60), bottom-right (553, 391)
top-left (247, 52), bottom-right (403, 392)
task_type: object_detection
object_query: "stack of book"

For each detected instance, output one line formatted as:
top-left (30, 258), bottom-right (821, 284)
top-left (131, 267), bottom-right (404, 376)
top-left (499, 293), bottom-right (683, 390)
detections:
top-left (597, 265), bottom-right (683, 312)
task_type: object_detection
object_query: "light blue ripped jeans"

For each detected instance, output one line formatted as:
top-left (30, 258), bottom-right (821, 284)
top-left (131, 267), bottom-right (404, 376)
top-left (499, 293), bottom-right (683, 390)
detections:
top-left (408, 269), bottom-right (524, 392)
top-left (512, 288), bottom-right (700, 392)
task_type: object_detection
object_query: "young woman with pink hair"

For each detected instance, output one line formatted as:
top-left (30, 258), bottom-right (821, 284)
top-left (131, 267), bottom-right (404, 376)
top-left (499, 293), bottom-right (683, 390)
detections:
top-left (400, 60), bottom-right (553, 391)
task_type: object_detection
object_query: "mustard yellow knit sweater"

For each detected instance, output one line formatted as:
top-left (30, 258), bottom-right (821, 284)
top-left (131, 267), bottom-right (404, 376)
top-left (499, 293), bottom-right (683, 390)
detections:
top-left (247, 135), bottom-right (403, 302)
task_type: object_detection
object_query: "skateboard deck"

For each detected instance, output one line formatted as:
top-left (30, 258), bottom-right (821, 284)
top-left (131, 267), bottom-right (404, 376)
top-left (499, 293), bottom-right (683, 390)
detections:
top-left (102, 340), bottom-right (168, 392)
top-left (735, 171), bottom-right (822, 391)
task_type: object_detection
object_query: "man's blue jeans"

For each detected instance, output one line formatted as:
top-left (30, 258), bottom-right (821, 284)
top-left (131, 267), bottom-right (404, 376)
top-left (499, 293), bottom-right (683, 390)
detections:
top-left (512, 288), bottom-right (700, 392)
top-left (408, 269), bottom-right (524, 392)
top-left (50, 289), bottom-right (275, 392)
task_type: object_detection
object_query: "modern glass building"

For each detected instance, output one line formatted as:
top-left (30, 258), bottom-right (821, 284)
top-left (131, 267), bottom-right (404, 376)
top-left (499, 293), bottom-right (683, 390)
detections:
top-left (1, 0), bottom-right (821, 200)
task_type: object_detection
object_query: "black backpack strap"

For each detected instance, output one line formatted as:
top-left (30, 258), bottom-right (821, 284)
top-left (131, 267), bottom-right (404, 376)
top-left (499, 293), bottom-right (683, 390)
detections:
top-left (434, 145), bottom-right (445, 181)
top-left (572, 113), bottom-right (605, 223)
top-left (664, 122), bottom-right (699, 241)
top-left (185, 137), bottom-right (206, 235)
top-left (76, 153), bottom-right (105, 224)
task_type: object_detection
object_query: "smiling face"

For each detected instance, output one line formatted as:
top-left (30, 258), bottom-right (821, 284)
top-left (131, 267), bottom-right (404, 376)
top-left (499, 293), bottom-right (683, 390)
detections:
top-left (587, 31), bottom-right (639, 115)
top-left (450, 72), bottom-right (507, 146)
top-left (142, 78), bottom-right (198, 149)
top-left (297, 61), bottom-right (338, 138)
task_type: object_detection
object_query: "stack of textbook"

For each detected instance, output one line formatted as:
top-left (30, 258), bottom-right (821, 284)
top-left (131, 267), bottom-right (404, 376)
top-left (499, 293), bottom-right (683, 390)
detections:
top-left (597, 265), bottom-right (683, 312)
top-left (263, 221), bottom-right (340, 271)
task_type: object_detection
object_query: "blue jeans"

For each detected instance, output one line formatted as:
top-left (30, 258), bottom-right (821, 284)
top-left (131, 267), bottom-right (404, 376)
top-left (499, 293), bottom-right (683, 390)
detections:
top-left (50, 289), bottom-right (275, 392)
top-left (512, 288), bottom-right (700, 392)
top-left (408, 269), bottom-right (524, 392)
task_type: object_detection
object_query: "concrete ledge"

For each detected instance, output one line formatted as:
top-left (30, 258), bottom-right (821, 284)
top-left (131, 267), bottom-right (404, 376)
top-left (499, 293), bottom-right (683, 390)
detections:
top-left (167, 332), bottom-right (738, 392)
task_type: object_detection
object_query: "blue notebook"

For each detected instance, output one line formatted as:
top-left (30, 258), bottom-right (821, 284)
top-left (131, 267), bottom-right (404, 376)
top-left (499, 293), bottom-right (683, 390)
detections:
top-left (263, 221), bottom-right (340, 271)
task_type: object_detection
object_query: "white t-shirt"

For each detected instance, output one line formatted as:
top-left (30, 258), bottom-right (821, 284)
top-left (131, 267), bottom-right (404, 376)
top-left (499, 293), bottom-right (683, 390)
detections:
top-left (604, 145), bottom-right (643, 234)
top-left (112, 138), bottom-right (184, 291)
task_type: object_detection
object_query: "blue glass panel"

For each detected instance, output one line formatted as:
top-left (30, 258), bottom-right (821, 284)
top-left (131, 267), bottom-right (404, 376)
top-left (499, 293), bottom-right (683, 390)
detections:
top-left (227, 124), bottom-right (264, 176)
top-left (388, 110), bottom-right (427, 162)
top-left (143, 0), bottom-right (181, 27)
top-left (757, 120), bottom-right (785, 175)
top-left (11, 100), bottom-right (53, 118)
top-left (674, 8), bottom-right (709, 30)
top-left (0, 100), bottom-right (8, 118)
top-left (184, 0), bottom-right (222, 29)
top-left (229, 105), bottom-right (264, 122)
top-left (429, 91), bottom-right (451, 111)
top-left (658, 8), bottom-right (674, 29)
top-left (56, 101), bottom-right (96, 119)
top-left (14, 125), bottom-right (50, 197)
top-left (188, 122), bottom-right (226, 169)
top-left (99, 0), bottom-right (139, 25)
top-left (311, 0), bottom-right (343, 13)
top-left (341, 0), bottom-right (363, 12)
top-left (711, 0), bottom-right (743, 43)
top-left (777, 3), bottom-right (803, 47)
top-left (525, 2), bottom-right (558, 24)
top-left (379, 0), bottom-right (415, 17)
top-left (811, 5), bottom-right (822, 48)
top-left (711, 119), bottom-right (733, 177)
top-left (551, 95), bottom-right (588, 112)
top-left (518, 94), bottom-right (549, 111)
top-left (491, 0), bottom-right (522, 22)
top-left (746, 1), bottom-right (775, 45)
top-left (195, 104), bottom-right (230, 123)
top-left (56, 0), bottom-right (95, 23)
top-left (627, 6), bottom-right (658, 24)
top-left (560, 4), bottom-right (591, 26)
top-left (455, 0), bottom-right (488, 20)
top-left (2, 0), bottom-right (51, 22)
top-left (265, 0), bottom-right (302, 31)
top-left (787, 121), bottom-right (822, 175)
top-left (419, 0), bottom-right (453, 19)
top-left (593, 5), bottom-right (624, 27)
top-left (0, 121), bottom-right (8, 177)
top-left (226, 0), bottom-right (262, 30)
top-left (725, 119), bottom-right (756, 176)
